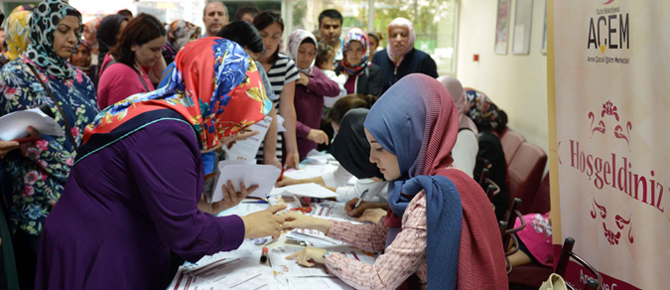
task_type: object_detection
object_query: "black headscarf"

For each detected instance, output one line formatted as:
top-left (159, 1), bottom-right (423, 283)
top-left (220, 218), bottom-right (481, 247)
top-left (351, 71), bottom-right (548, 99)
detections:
top-left (96, 15), bottom-right (126, 65)
top-left (329, 108), bottom-right (384, 180)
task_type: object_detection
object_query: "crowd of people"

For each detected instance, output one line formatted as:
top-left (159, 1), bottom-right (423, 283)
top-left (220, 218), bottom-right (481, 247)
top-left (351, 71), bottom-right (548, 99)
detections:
top-left (0, 1), bottom-right (551, 289)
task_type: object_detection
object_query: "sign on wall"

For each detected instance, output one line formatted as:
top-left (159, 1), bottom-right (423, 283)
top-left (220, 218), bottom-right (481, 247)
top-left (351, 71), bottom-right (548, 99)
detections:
top-left (553, 0), bottom-right (669, 289)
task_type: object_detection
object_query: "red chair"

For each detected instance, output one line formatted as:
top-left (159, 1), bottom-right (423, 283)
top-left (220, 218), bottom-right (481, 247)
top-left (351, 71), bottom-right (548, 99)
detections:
top-left (507, 143), bottom-right (547, 214)
top-left (528, 172), bottom-right (551, 215)
top-left (500, 129), bottom-right (526, 165)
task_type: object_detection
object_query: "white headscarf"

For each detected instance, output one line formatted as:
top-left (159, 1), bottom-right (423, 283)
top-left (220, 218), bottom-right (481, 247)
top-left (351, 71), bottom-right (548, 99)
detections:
top-left (386, 17), bottom-right (416, 67)
top-left (288, 29), bottom-right (318, 75)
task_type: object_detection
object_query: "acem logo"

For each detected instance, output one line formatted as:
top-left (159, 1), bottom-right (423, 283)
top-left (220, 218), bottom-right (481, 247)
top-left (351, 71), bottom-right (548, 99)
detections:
top-left (587, 0), bottom-right (629, 54)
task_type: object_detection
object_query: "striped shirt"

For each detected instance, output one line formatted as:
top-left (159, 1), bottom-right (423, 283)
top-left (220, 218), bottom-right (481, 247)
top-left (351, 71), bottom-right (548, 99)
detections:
top-left (257, 54), bottom-right (300, 162)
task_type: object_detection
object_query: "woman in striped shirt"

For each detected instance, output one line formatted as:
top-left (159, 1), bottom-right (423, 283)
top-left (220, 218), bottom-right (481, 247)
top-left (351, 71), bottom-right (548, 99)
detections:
top-left (253, 11), bottom-right (301, 168)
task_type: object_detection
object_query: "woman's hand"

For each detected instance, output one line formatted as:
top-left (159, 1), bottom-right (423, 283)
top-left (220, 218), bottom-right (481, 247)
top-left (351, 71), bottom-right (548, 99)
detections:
top-left (296, 72), bottom-right (310, 86)
top-left (0, 140), bottom-right (20, 159)
top-left (221, 181), bottom-right (258, 211)
top-left (275, 176), bottom-right (301, 187)
top-left (307, 129), bottom-right (329, 145)
top-left (357, 208), bottom-right (387, 223)
top-left (286, 247), bottom-right (327, 267)
top-left (241, 204), bottom-right (287, 239)
top-left (265, 155), bottom-right (282, 170)
top-left (221, 129), bottom-right (260, 149)
top-left (19, 126), bottom-right (41, 157)
top-left (344, 198), bottom-right (379, 217)
top-left (283, 212), bottom-right (331, 233)
top-left (285, 150), bottom-right (301, 170)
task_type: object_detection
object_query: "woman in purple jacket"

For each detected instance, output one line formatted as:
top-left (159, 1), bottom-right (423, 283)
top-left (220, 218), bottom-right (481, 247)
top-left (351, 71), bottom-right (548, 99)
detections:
top-left (287, 29), bottom-right (340, 159)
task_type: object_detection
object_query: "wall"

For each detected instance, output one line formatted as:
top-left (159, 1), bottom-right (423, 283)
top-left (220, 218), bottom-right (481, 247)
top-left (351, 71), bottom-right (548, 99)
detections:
top-left (456, 0), bottom-right (549, 154)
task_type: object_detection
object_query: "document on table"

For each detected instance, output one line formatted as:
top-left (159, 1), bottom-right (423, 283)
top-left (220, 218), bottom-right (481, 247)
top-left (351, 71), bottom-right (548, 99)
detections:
top-left (310, 201), bottom-right (362, 224)
top-left (168, 269), bottom-right (229, 290)
top-left (223, 116), bottom-right (272, 161)
top-left (283, 164), bottom-right (339, 180)
top-left (184, 257), bottom-right (276, 290)
top-left (208, 159), bottom-right (281, 201)
top-left (285, 228), bottom-right (345, 247)
top-left (270, 246), bottom-right (376, 278)
top-left (278, 183), bottom-right (337, 199)
top-left (305, 149), bottom-right (337, 165)
top-left (0, 107), bottom-right (63, 141)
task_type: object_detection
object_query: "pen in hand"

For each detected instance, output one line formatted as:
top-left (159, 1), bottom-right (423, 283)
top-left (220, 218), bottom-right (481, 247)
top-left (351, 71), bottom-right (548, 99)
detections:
top-left (352, 189), bottom-right (370, 212)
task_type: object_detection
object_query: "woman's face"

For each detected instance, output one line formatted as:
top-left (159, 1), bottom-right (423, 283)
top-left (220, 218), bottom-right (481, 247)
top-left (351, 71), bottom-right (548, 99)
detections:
top-left (296, 42), bottom-right (316, 70)
top-left (133, 36), bottom-right (166, 67)
top-left (346, 40), bottom-right (365, 65)
top-left (368, 37), bottom-right (378, 59)
top-left (83, 25), bottom-right (96, 44)
top-left (259, 22), bottom-right (282, 58)
top-left (70, 44), bottom-right (90, 67)
top-left (389, 27), bottom-right (410, 56)
top-left (365, 127), bottom-right (401, 180)
top-left (53, 16), bottom-right (81, 59)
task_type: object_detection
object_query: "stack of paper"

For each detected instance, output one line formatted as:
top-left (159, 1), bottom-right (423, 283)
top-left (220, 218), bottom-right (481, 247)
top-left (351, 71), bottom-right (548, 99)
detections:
top-left (285, 228), bottom-right (344, 247)
top-left (223, 116), bottom-right (272, 161)
top-left (305, 149), bottom-right (337, 165)
top-left (206, 159), bottom-right (281, 202)
top-left (0, 107), bottom-right (63, 140)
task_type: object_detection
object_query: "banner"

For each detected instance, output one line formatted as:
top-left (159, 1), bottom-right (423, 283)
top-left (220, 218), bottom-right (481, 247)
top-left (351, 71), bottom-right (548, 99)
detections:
top-left (553, 0), bottom-right (670, 289)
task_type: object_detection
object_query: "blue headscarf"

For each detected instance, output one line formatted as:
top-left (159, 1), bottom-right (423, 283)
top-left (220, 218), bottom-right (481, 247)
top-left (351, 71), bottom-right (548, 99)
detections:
top-left (363, 73), bottom-right (463, 290)
top-left (25, 0), bottom-right (82, 79)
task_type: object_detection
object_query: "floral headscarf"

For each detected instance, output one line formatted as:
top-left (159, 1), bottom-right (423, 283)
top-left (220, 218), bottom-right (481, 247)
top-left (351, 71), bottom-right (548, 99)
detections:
top-left (3, 8), bottom-right (32, 61)
top-left (83, 17), bottom-right (101, 45)
top-left (340, 28), bottom-right (369, 76)
top-left (464, 88), bottom-right (504, 131)
top-left (78, 37), bottom-right (272, 160)
top-left (164, 20), bottom-right (201, 63)
top-left (385, 17), bottom-right (416, 68)
top-left (287, 29), bottom-right (317, 75)
top-left (24, 0), bottom-right (82, 79)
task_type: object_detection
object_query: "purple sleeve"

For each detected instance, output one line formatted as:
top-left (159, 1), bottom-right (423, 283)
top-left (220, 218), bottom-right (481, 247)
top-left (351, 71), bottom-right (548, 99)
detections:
top-left (127, 120), bottom-right (245, 262)
top-left (307, 67), bottom-right (341, 97)
top-left (295, 119), bottom-right (312, 139)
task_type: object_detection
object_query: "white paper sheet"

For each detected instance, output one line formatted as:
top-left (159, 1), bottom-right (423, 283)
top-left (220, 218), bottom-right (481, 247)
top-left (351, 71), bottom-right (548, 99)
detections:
top-left (224, 116), bottom-right (272, 161)
top-left (211, 160), bottom-right (281, 201)
top-left (168, 268), bottom-right (229, 290)
top-left (185, 257), bottom-right (276, 290)
top-left (309, 202), bottom-right (362, 224)
top-left (0, 107), bottom-right (64, 141)
top-left (270, 247), bottom-right (333, 277)
top-left (285, 228), bottom-right (345, 247)
top-left (279, 183), bottom-right (337, 199)
top-left (305, 149), bottom-right (337, 165)
top-left (283, 164), bottom-right (339, 180)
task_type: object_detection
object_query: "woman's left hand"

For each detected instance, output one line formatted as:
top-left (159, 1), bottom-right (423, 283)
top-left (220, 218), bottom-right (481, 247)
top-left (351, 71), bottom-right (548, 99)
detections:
top-left (286, 247), bottom-right (327, 267)
top-left (296, 72), bottom-right (310, 86)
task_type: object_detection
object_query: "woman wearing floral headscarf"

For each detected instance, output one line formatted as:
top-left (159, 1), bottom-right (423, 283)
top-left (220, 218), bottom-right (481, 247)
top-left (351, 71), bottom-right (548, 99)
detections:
top-left (35, 37), bottom-right (286, 289)
top-left (0, 0), bottom-right (98, 287)
top-left (334, 28), bottom-right (383, 97)
top-left (0, 5), bottom-right (33, 68)
top-left (287, 29), bottom-right (340, 159)
top-left (162, 19), bottom-right (201, 65)
top-left (371, 18), bottom-right (438, 93)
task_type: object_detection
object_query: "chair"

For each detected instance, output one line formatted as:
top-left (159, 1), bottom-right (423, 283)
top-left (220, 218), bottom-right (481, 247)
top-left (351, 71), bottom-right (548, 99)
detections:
top-left (507, 142), bottom-right (547, 214)
top-left (555, 237), bottom-right (602, 290)
top-left (500, 198), bottom-right (525, 274)
top-left (528, 172), bottom-right (551, 215)
top-left (500, 129), bottom-right (525, 165)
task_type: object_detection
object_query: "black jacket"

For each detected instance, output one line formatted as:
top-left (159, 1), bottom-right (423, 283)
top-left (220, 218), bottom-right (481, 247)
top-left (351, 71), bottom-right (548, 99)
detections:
top-left (334, 63), bottom-right (384, 98)
top-left (474, 130), bottom-right (510, 221)
top-left (371, 48), bottom-right (438, 94)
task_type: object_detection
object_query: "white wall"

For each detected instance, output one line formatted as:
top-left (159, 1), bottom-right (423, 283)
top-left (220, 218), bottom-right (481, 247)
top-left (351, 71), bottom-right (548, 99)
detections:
top-left (456, 0), bottom-right (549, 154)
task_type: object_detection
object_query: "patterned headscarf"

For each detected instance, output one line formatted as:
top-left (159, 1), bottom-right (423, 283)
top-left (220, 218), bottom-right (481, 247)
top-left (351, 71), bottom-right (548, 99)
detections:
top-left (340, 28), bottom-right (369, 76)
top-left (3, 8), bottom-right (32, 61)
top-left (167, 20), bottom-right (201, 51)
top-left (25, 0), bottom-right (82, 79)
top-left (83, 17), bottom-right (101, 44)
top-left (385, 17), bottom-right (416, 67)
top-left (78, 37), bottom-right (272, 159)
top-left (287, 29), bottom-right (317, 75)
top-left (464, 88), bottom-right (504, 131)
top-left (363, 73), bottom-right (463, 289)
top-left (438, 76), bottom-right (479, 135)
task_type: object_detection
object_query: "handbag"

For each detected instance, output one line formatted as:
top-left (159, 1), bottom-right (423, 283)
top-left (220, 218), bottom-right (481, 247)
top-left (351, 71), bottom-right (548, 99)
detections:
top-left (539, 273), bottom-right (568, 290)
top-left (27, 65), bottom-right (79, 151)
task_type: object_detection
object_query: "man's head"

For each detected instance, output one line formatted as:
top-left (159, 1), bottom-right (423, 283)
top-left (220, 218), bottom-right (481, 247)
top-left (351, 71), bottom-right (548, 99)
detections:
top-left (203, 1), bottom-right (228, 37)
top-left (234, 5), bottom-right (259, 22)
top-left (318, 9), bottom-right (342, 46)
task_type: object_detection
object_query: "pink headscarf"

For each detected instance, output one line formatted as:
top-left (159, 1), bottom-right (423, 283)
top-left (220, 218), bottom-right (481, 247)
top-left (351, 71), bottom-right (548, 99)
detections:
top-left (385, 17), bottom-right (416, 67)
top-left (287, 29), bottom-right (317, 75)
top-left (438, 76), bottom-right (479, 135)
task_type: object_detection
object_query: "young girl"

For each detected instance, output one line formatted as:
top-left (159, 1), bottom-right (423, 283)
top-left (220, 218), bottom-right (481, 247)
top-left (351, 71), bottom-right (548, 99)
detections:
top-left (283, 74), bottom-right (507, 289)
top-left (287, 29), bottom-right (340, 159)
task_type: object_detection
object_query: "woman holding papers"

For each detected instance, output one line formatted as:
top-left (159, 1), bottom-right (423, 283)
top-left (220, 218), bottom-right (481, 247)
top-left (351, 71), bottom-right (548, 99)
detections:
top-left (0, 1), bottom-right (99, 287)
top-left (283, 74), bottom-right (507, 289)
top-left (35, 38), bottom-right (286, 290)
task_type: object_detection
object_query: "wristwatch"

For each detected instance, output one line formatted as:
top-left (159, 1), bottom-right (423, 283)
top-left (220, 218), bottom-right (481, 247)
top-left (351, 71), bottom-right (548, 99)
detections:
top-left (322, 250), bottom-right (334, 260)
